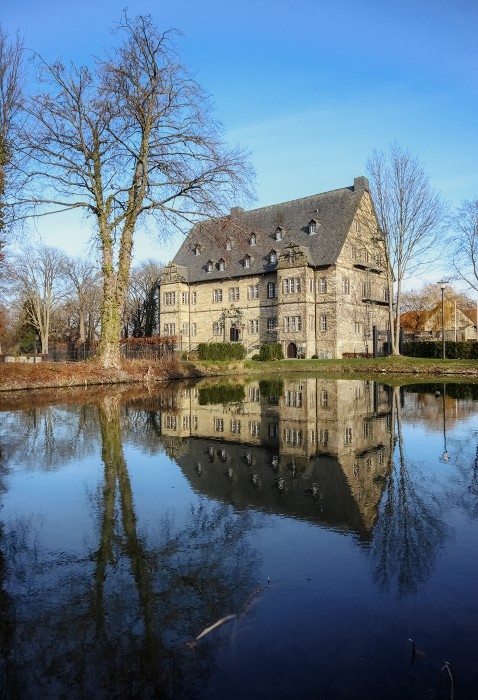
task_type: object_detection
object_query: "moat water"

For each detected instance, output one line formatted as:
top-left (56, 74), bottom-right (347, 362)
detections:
top-left (1, 377), bottom-right (477, 699)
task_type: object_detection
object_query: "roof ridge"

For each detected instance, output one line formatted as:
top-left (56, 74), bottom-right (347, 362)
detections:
top-left (243, 186), bottom-right (354, 216)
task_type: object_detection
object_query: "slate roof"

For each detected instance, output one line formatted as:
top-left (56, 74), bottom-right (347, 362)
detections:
top-left (170, 179), bottom-right (368, 283)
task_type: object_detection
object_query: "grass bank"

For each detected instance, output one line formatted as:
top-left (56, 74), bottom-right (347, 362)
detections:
top-left (1, 355), bottom-right (478, 393)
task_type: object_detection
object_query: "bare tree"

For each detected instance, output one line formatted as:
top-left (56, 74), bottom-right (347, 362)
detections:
top-left (367, 143), bottom-right (447, 354)
top-left (0, 25), bottom-right (23, 245)
top-left (62, 256), bottom-right (101, 343)
top-left (451, 199), bottom-right (478, 292)
top-left (9, 244), bottom-right (66, 353)
top-left (123, 259), bottom-right (163, 337)
top-left (17, 13), bottom-right (254, 368)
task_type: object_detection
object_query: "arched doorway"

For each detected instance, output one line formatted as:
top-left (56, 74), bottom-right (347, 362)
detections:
top-left (230, 327), bottom-right (239, 342)
top-left (287, 342), bottom-right (297, 358)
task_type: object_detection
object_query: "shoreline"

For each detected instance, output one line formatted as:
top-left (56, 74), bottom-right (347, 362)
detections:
top-left (1, 356), bottom-right (478, 394)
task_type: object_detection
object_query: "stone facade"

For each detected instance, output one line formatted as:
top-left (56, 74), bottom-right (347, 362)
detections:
top-left (160, 177), bottom-right (390, 358)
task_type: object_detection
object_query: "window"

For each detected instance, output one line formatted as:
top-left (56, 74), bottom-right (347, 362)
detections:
top-left (284, 316), bottom-right (301, 332)
top-left (192, 323), bottom-right (197, 336)
top-left (218, 258), bottom-right (225, 271)
top-left (163, 291), bottom-right (176, 305)
top-left (194, 244), bottom-right (201, 256)
top-left (249, 319), bottom-right (259, 334)
top-left (230, 419), bottom-right (241, 434)
top-left (267, 317), bottom-right (277, 332)
top-left (275, 227), bottom-right (283, 241)
top-left (321, 390), bottom-right (328, 408)
top-left (319, 277), bottom-right (327, 293)
top-left (163, 323), bottom-right (176, 335)
top-left (249, 421), bottom-right (261, 437)
top-left (267, 282), bottom-right (278, 298)
top-left (228, 287), bottom-right (239, 302)
top-left (320, 429), bottom-right (329, 446)
top-left (354, 321), bottom-right (363, 335)
top-left (212, 321), bottom-right (223, 336)
top-left (181, 291), bottom-right (189, 305)
top-left (268, 422), bottom-right (279, 438)
top-left (286, 390), bottom-right (303, 408)
top-left (182, 322), bottom-right (189, 335)
top-left (269, 250), bottom-right (277, 264)
top-left (320, 315), bottom-right (327, 332)
top-left (345, 427), bottom-right (353, 445)
top-left (249, 386), bottom-right (260, 401)
top-left (309, 278), bottom-right (314, 293)
top-left (249, 233), bottom-right (256, 245)
top-left (384, 287), bottom-right (390, 303)
top-left (309, 220), bottom-right (317, 235)
top-left (213, 289), bottom-right (223, 303)
top-left (206, 260), bottom-right (213, 273)
top-left (191, 291), bottom-right (197, 304)
top-left (214, 418), bottom-right (224, 432)
top-left (248, 284), bottom-right (259, 300)
top-left (284, 428), bottom-right (303, 446)
top-left (243, 255), bottom-right (251, 268)
top-left (283, 277), bottom-right (301, 294)
top-left (342, 277), bottom-right (350, 294)
top-left (363, 420), bottom-right (370, 438)
top-left (182, 415), bottom-right (190, 430)
top-left (362, 281), bottom-right (371, 298)
top-left (165, 415), bottom-right (177, 430)
top-left (226, 239), bottom-right (232, 251)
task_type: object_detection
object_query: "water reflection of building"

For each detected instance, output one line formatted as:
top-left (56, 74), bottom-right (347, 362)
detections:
top-left (160, 378), bottom-right (392, 539)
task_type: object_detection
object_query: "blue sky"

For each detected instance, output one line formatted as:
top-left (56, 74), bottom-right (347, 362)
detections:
top-left (3, 0), bottom-right (477, 283)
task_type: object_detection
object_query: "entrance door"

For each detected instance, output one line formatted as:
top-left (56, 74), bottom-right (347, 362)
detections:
top-left (287, 342), bottom-right (297, 358)
top-left (230, 327), bottom-right (239, 342)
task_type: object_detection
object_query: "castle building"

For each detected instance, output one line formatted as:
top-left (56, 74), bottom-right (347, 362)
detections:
top-left (159, 176), bottom-right (390, 358)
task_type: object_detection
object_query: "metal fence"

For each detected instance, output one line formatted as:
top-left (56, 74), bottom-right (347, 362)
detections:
top-left (44, 338), bottom-right (177, 362)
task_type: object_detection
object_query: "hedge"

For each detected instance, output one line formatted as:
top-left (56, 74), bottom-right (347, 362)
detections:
top-left (198, 382), bottom-right (246, 405)
top-left (258, 343), bottom-right (284, 361)
top-left (403, 341), bottom-right (478, 360)
top-left (197, 342), bottom-right (246, 361)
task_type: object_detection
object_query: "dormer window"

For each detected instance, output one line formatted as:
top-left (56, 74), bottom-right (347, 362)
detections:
top-left (243, 255), bottom-right (251, 268)
top-left (206, 260), bottom-right (213, 273)
top-left (269, 250), bottom-right (277, 264)
top-left (249, 233), bottom-right (256, 246)
top-left (308, 219), bottom-right (318, 235)
top-left (275, 227), bottom-right (283, 241)
top-left (226, 239), bottom-right (232, 251)
top-left (218, 258), bottom-right (226, 271)
top-left (194, 244), bottom-right (202, 256)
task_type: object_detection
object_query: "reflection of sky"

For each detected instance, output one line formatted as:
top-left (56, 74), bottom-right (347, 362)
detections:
top-left (1, 386), bottom-right (478, 698)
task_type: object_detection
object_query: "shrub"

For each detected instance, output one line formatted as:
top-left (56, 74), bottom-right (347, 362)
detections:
top-left (258, 343), bottom-right (284, 361)
top-left (197, 342), bottom-right (246, 361)
top-left (251, 354), bottom-right (261, 360)
top-left (342, 352), bottom-right (373, 359)
top-left (311, 354), bottom-right (318, 359)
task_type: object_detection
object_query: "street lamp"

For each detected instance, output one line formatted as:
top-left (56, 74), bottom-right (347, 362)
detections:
top-left (438, 281), bottom-right (447, 359)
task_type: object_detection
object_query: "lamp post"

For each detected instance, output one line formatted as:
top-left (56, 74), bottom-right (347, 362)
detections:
top-left (438, 281), bottom-right (447, 359)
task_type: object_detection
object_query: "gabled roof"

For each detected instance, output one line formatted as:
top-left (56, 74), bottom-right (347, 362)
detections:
top-left (170, 179), bottom-right (370, 283)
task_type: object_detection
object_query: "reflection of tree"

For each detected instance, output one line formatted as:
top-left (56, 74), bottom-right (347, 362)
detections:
top-left (1, 394), bottom-right (259, 698)
top-left (0, 445), bottom-right (15, 700)
top-left (370, 387), bottom-right (447, 596)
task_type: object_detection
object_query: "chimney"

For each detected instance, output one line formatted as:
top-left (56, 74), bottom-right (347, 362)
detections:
top-left (354, 176), bottom-right (370, 192)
